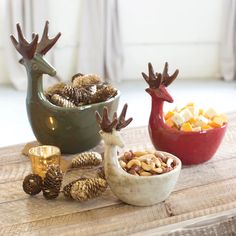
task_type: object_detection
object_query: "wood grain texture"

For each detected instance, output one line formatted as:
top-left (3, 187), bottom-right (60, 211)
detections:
top-left (0, 112), bottom-right (236, 235)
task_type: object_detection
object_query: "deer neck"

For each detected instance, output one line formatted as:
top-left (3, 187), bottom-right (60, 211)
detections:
top-left (104, 143), bottom-right (119, 172)
top-left (25, 63), bottom-right (44, 102)
top-left (100, 131), bottom-right (126, 179)
top-left (150, 96), bottom-right (165, 128)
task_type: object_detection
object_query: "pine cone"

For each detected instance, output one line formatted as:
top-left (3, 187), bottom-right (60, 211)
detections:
top-left (50, 94), bottom-right (76, 108)
top-left (23, 174), bottom-right (42, 195)
top-left (90, 85), bottom-right (117, 104)
top-left (42, 165), bottom-right (63, 200)
top-left (63, 178), bottom-right (86, 199)
top-left (71, 73), bottom-right (84, 82)
top-left (96, 166), bottom-right (106, 179)
top-left (77, 88), bottom-right (93, 105)
top-left (45, 82), bottom-right (66, 98)
top-left (72, 74), bottom-right (101, 88)
top-left (96, 82), bottom-right (109, 90)
top-left (70, 178), bottom-right (108, 201)
top-left (86, 85), bottom-right (97, 95)
top-left (71, 152), bottom-right (102, 168)
top-left (63, 85), bottom-right (93, 105)
top-left (62, 85), bottom-right (77, 101)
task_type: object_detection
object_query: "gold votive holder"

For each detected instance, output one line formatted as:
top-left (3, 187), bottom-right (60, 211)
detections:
top-left (28, 145), bottom-right (61, 178)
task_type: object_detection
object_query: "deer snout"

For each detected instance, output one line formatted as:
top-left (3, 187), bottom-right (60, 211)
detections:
top-left (49, 69), bottom-right (56, 76)
top-left (99, 130), bottom-right (125, 148)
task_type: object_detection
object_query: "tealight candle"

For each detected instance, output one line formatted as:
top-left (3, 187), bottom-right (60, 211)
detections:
top-left (28, 145), bottom-right (61, 178)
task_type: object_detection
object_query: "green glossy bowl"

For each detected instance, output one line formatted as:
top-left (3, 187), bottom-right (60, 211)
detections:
top-left (10, 22), bottom-right (120, 154)
top-left (27, 91), bottom-right (120, 154)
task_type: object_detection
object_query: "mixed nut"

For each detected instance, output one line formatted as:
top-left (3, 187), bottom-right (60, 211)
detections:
top-left (119, 150), bottom-right (177, 176)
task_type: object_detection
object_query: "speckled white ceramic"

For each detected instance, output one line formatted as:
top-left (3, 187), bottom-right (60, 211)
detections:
top-left (100, 129), bottom-right (182, 206)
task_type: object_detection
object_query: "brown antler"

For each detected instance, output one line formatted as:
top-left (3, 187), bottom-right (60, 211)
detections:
top-left (10, 24), bottom-right (39, 60)
top-left (95, 107), bottom-right (118, 133)
top-left (96, 104), bottom-right (133, 133)
top-left (142, 62), bottom-right (179, 88)
top-left (116, 104), bottom-right (133, 131)
top-left (34, 21), bottom-right (61, 55)
top-left (161, 62), bottom-right (179, 87)
top-left (142, 62), bottom-right (162, 89)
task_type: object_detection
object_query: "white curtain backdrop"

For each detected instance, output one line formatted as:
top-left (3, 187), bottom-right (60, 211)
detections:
top-left (220, 0), bottom-right (236, 81)
top-left (0, 0), bottom-right (123, 89)
top-left (77, 0), bottom-right (123, 82)
top-left (0, 0), bottom-right (51, 90)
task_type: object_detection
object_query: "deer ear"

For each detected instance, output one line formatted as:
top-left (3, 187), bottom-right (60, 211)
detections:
top-left (145, 88), bottom-right (153, 95)
top-left (18, 58), bottom-right (24, 65)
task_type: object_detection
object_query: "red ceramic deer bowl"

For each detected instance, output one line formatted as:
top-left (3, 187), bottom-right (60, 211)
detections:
top-left (142, 62), bottom-right (227, 165)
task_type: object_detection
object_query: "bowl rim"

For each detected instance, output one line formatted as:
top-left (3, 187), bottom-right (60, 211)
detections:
top-left (28, 145), bottom-right (61, 157)
top-left (118, 150), bottom-right (182, 180)
top-left (40, 90), bottom-right (120, 111)
top-left (160, 120), bottom-right (228, 135)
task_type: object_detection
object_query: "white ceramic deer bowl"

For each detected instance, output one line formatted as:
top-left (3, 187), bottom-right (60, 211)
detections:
top-left (96, 104), bottom-right (182, 206)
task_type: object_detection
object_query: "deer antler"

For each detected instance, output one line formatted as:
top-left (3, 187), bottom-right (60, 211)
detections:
top-left (95, 104), bottom-right (133, 133)
top-left (142, 63), bottom-right (162, 89)
top-left (142, 62), bottom-right (179, 88)
top-left (10, 24), bottom-right (39, 60)
top-left (95, 107), bottom-right (118, 133)
top-left (116, 104), bottom-right (133, 131)
top-left (161, 62), bottom-right (179, 87)
top-left (35, 21), bottom-right (61, 55)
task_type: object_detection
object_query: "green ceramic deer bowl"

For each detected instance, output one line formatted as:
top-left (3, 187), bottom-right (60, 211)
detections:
top-left (11, 21), bottom-right (120, 154)
top-left (27, 91), bottom-right (120, 154)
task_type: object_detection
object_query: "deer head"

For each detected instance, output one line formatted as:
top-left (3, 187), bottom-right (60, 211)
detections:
top-left (95, 104), bottom-right (133, 148)
top-left (142, 62), bottom-right (179, 103)
top-left (10, 21), bottom-right (61, 77)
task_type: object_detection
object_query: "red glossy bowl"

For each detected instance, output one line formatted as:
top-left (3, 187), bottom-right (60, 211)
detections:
top-left (149, 122), bottom-right (227, 165)
top-left (142, 63), bottom-right (227, 165)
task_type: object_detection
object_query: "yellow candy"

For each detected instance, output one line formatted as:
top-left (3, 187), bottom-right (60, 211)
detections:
top-left (180, 122), bottom-right (193, 132)
top-left (204, 108), bottom-right (217, 119)
top-left (165, 111), bottom-right (175, 120)
top-left (165, 104), bottom-right (227, 132)
top-left (166, 118), bottom-right (175, 128)
top-left (187, 106), bottom-right (195, 115)
top-left (189, 117), bottom-right (196, 124)
top-left (192, 126), bottom-right (202, 132)
top-left (209, 116), bottom-right (224, 128)
top-left (201, 125), bottom-right (212, 130)
top-left (198, 109), bottom-right (204, 116)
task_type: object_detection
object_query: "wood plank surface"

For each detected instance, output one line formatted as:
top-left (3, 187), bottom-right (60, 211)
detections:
top-left (0, 112), bottom-right (236, 235)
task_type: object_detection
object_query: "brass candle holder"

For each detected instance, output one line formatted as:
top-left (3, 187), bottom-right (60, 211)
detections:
top-left (28, 145), bottom-right (61, 178)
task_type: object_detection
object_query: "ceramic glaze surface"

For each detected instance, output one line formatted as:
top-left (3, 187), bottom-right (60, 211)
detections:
top-left (141, 62), bottom-right (227, 165)
top-left (27, 85), bottom-right (119, 154)
top-left (101, 131), bottom-right (181, 206)
top-left (148, 92), bottom-right (227, 165)
top-left (11, 22), bottom-right (120, 154)
top-left (25, 53), bottom-right (119, 154)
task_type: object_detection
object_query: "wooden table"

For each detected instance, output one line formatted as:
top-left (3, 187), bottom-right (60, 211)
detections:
top-left (1, 112), bottom-right (236, 236)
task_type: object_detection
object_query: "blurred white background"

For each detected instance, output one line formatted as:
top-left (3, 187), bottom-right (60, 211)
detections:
top-left (0, 0), bottom-right (225, 82)
top-left (0, 0), bottom-right (235, 147)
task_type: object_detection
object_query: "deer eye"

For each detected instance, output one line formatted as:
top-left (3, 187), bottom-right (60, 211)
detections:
top-left (32, 63), bottom-right (38, 70)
